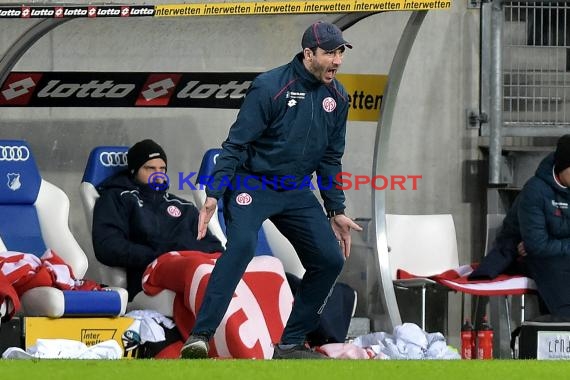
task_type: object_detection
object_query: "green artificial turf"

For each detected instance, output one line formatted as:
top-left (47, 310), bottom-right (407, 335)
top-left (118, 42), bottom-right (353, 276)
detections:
top-left (1, 359), bottom-right (570, 380)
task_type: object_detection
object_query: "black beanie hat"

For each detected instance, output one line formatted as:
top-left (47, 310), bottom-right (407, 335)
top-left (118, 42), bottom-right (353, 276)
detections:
top-left (127, 139), bottom-right (167, 175)
top-left (555, 134), bottom-right (570, 174)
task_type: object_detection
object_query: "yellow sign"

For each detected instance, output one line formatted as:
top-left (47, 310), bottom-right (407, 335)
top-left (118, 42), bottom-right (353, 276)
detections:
top-left (337, 73), bottom-right (387, 122)
top-left (155, 0), bottom-right (451, 17)
top-left (25, 317), bottom-right (135, 358)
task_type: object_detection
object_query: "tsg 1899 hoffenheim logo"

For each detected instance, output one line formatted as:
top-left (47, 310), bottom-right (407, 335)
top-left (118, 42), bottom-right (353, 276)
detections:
top-left (7, 173), bottom-right (21, 191)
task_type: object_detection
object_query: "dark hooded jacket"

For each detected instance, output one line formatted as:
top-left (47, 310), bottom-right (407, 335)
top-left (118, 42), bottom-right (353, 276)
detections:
top-left (518, 152), bottom-right (570, 316)
top-left (205, 53), bottom-right (349, 213)
top-left (471, 153), bottom-right (570, 316)
top-left (92, 170), bottom-right (224, 300)
top-left (517, 152), bottom-right (570, 257)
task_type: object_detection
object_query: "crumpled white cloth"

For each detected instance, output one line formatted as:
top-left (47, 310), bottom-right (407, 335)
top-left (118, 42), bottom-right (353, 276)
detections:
top-left (351, 322), bottom-right (460, 360)
top-left (2, 339), bottom-right (122, 360)
top-left (125, 309), bottom-right (175, 344)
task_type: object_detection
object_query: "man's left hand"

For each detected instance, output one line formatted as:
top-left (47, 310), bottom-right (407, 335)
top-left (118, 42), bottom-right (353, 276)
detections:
top-left (330, 214), bottom-right (363, 258)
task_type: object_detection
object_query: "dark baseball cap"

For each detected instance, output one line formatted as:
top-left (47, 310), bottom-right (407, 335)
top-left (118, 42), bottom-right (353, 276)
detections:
top-left (302, 21), bottom-right (352, 52)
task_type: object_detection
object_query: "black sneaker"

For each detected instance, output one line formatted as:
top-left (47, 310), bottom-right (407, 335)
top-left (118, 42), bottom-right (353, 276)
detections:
top-left (272, 344), bottom-right (330, 359)
top-left (180, 334), bottom-right (210, 359)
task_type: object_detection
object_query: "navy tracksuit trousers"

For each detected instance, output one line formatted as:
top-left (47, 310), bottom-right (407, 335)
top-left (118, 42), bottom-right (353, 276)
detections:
top-left (191, 182), bottom-right (345, 344)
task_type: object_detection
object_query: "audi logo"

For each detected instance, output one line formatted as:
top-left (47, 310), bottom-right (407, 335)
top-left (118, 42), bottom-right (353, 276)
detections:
top-left (0, 146), bottom-right (30, 162)
top-left (99, 152), bottom-right (128, 167)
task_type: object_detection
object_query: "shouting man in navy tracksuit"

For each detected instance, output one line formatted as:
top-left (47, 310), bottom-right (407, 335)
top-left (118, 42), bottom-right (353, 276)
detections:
top-left (181, 21), bottom-right (362, 360)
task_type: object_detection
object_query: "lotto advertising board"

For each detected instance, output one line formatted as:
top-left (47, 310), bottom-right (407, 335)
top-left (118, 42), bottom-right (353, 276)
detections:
top-left (0, 72), bottom-right (386, 122)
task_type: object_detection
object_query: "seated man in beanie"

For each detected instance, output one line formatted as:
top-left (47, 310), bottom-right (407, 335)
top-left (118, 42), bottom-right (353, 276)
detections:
top-left (93, 140), bottom-right (298, 359)
top-left (92, 139), bottom-right (224, 300)
top-left (470, 134), bottom-right (570, 317)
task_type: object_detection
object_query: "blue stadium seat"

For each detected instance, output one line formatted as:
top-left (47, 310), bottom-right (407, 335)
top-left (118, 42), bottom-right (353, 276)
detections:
top-left (195, 148), bottom-right (272, 255)
top-left (194, 148), bottom-right (304, 276)
top-left (80, 146), bottom-right (175, 316)
top-left (80, 146), bottom-right (131, 289)
top-left (0, 140), bottom-right (127, 317)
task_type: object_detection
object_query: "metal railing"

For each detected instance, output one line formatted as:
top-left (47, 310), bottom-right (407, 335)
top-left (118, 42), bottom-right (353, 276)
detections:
top-left (484, 1), bottom-right (570, 136)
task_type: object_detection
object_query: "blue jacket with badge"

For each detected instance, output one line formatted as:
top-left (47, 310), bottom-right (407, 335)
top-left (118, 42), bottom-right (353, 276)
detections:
top-left (470, 153), bottom-right (570, 316)
top-left (517, 152), bottom-right (570, 257)
top-left (518, 152), bottom-right (570, 316)
top-left (93, 171), bottom-right (224, 299)
top-left (206, 52), bottom-right (349, 212)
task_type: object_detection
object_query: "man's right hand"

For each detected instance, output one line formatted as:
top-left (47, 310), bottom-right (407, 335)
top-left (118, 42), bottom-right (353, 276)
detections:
top-left (197, 197), bottom-right (218, 240)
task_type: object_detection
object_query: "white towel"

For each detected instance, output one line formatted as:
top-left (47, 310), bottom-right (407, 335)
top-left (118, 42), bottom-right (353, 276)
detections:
top-left (2, 338), bottom-right (123, 359)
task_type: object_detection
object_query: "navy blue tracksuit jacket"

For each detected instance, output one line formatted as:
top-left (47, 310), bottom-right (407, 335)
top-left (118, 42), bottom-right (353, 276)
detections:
top-left (206, 52), bottom-right (348, 211)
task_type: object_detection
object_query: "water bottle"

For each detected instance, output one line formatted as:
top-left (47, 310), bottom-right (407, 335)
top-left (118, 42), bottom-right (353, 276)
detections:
top-left (477, 315), bottom-right (494, 359)
top-left (461, 319), bottom-right (475, 359)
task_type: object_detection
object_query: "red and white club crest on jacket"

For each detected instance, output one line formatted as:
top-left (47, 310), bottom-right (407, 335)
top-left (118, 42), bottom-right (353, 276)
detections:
top-left (322, 97), bottom-right (336, 112)
top-left (235, 192), bottom-right (252, 206)
top-left (167, 205), bottom-right (181, 218)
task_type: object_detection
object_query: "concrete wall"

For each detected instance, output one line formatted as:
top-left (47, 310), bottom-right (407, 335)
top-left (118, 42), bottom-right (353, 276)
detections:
top-left (0, 0), bottom-right (482, 345)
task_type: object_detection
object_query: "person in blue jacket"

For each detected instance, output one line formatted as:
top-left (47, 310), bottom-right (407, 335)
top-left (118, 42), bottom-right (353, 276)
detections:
top-left (470, 135), bottom-right (570, 317)
top-left (181, 21), bottom-right (362, 359)
top-left (92, 139), bottom-right (224, 300)
top-left (516, 135), bottom-right (570, 317)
